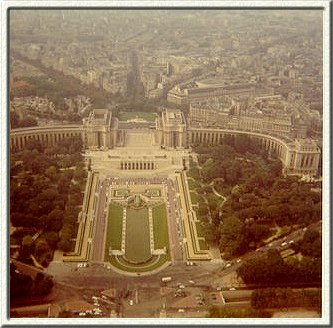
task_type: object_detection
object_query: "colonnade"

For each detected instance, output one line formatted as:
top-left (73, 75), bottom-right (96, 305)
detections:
top-left (10, 123), bottom-right (320, 176)
top-left (120, 161), bottom-right (155, 170)
top-left (187, 128), bottom-right (320, 176)
top-left (10, 125), bottom-right (83, 152)
top-left (188, 128), bottom-right (288, 159)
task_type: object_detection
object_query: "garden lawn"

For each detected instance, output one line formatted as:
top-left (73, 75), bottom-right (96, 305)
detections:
top-left (199, 239), bottom-right (209, 250)
top-left (190, 191), bottom-right (199, 205)
top-left (125, 207), bottom-right (151, 263)
top-left (105, 203), bottom-right (123, 260)
top-left (187, 178), bottom-right (200, 191)
top-left (152, 203), bottom-right (169, 250)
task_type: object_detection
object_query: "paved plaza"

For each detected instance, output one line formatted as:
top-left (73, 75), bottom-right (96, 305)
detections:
top-left (124, 130), bottom-right (156, 148)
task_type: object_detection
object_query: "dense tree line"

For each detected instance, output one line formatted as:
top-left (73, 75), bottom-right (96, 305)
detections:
top-left (10, 136), bottom-right (86, 266)
top-left (237, 241), bottom-right (321, 287)
top-left (10, 263), bottom-right (53, 302)
top-left (251, 288), bottom-right (321, 312)
top-left (10, 111), bottom-right (38, 129)
top-left (208, 306), bottom-right (270, 318)
top-left (190, 136), bottom-right (322, 258)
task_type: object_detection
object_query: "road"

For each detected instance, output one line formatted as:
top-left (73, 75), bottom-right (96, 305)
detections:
top-left (165, 179), bottom-right (183, 263)
top-left (46, 203), bottom-right (322, 294)
top-left (196, 221), bottom-right (322, 288)
top-left (90, 178), bottom-right (108, 262)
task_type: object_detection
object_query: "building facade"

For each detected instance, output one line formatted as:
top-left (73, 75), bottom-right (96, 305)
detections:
top-left (10, 108), bottom-right (321, 176)
top-left (157, 108), bottom-right (187, 149)
top-left (82, 109), bottom-right (118, 150)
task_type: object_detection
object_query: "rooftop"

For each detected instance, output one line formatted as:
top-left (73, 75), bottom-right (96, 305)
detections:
top-left (164, 108), bottom-right (185, 125)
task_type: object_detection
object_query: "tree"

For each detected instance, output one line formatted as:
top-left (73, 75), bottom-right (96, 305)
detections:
top-left (251, 288), bottom-right (294, 309)
top-left (245, 222), bottom-right (270, 245)
top-left (37, 188), bottom-right (59, 202)
top-left (43, 231), bottom-right (60, 249)
top-left (25, 139), bottom-right (44, 152)
top-left (45, 166), bottom-right (58, 181)
top-left (219, 215), bottom-right (247, 258)
top-left (46, 209), bottom-right (64, 232)
top-left (10, 111), bottom-right (20, 129)
top-left (73, 168), bottom-right (87, 181)
top-left (251, 288), bottom-right (321, 311)
top-left (57, 175), bottom-right (71, 194)
top-left (10, 269), bottom-right (33, 298)
top-left (208, 306), bottom-right (270, 318)
top-left (22, 235), bottom-right (33, 248)
top-left (32, 273), bottom-right (54, 296)
top-left (57, 239), bottom-right (72, 252)
top-left (20, 116), bottom-right (38, 128)
top-left (299, 229), bottom-right (321, 258)
top-left (237, 250), bottom-right (287, 286)
top-left (35, 239), bottom-right (50, 257)
top-left (201, 222), bottom-right (220, 243)
top-left (11, 212), bottom-right (27, 227)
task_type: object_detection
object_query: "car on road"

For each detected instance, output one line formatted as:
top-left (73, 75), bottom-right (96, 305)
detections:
top-left (225, 263), bottom-right (231, 268)
top-left (229, 287), bottom-right (236, 291)
top-left (281, 242), bottom-right (288, 247)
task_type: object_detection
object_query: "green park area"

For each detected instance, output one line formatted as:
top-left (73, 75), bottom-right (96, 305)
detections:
top-left (118, 111), bottom-right (157, 122)
top-left (104, 201), bottom-right (171, 273)
top-left (195, 221), bottom-right (204, 237)
top-left (152, 203), bottom-right (169, 250)
top-left (187, 177), bottom-right (200, 191)
top-left (190, 191), bottom-right (199, 205)
top-left (198, 239), bottom-right (209, 250)
top-left (125, 208), bottom-right (151, 263)
top-left (105, 203), bottom-right (123, 258)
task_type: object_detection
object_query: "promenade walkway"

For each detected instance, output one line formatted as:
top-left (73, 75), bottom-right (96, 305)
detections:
top-left (175, 172), bottom-right (210, 261)
top-left (63, 171), bottom-right (99, 262)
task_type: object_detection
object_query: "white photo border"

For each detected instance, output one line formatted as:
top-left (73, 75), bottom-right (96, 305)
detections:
top-left (1, 1), bottom-right (331, 326)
